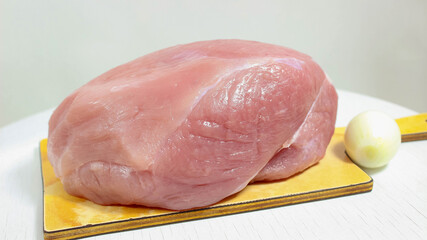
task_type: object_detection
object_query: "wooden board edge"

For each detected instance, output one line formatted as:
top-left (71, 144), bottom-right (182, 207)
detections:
top-left (401, 132), bottom-right (427, 142)
top-left (40, 141), bottom-right (49, 240)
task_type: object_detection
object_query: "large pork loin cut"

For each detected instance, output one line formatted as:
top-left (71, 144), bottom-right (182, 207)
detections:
top-left (47, 40), bottom-right (338, 210)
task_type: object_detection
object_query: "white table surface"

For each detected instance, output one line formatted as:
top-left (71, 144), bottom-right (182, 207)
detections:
top-left (1, 89), bottom-right (426, 240)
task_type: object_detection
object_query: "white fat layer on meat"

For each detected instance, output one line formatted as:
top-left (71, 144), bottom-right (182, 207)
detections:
top-left (110, 83), bottom-right (132, 92)
top-left (274, 57), bottom-right (305, 70)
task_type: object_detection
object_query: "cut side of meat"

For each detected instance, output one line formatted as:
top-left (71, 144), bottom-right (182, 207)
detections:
top-left (47, 39), bottom-right (338, 210)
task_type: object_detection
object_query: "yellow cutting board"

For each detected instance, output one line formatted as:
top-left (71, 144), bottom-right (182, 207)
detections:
top-left (40, 113), bottom-right (427, 240)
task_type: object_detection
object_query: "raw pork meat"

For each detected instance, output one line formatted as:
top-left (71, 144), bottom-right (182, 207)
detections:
top-left (47, 40), bottom-right (338, 210)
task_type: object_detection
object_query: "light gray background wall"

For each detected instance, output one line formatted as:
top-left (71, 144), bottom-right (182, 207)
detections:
top-left (1, 0), bottom-right (426, 127)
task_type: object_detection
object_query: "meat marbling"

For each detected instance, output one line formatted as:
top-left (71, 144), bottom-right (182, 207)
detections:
top-left (47, 40), bottom-right (338, 210)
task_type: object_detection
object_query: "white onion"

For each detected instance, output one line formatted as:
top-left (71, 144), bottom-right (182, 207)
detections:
top-left (344, 111), bottom-right (401, 168)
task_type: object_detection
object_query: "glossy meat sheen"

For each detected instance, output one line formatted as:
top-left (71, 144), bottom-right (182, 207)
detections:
top-left (47, 40), bottom-right (338, 210)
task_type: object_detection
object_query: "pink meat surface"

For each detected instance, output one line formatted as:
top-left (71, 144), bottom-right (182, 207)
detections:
top-left (47, 40), bottom-right (338, 210)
